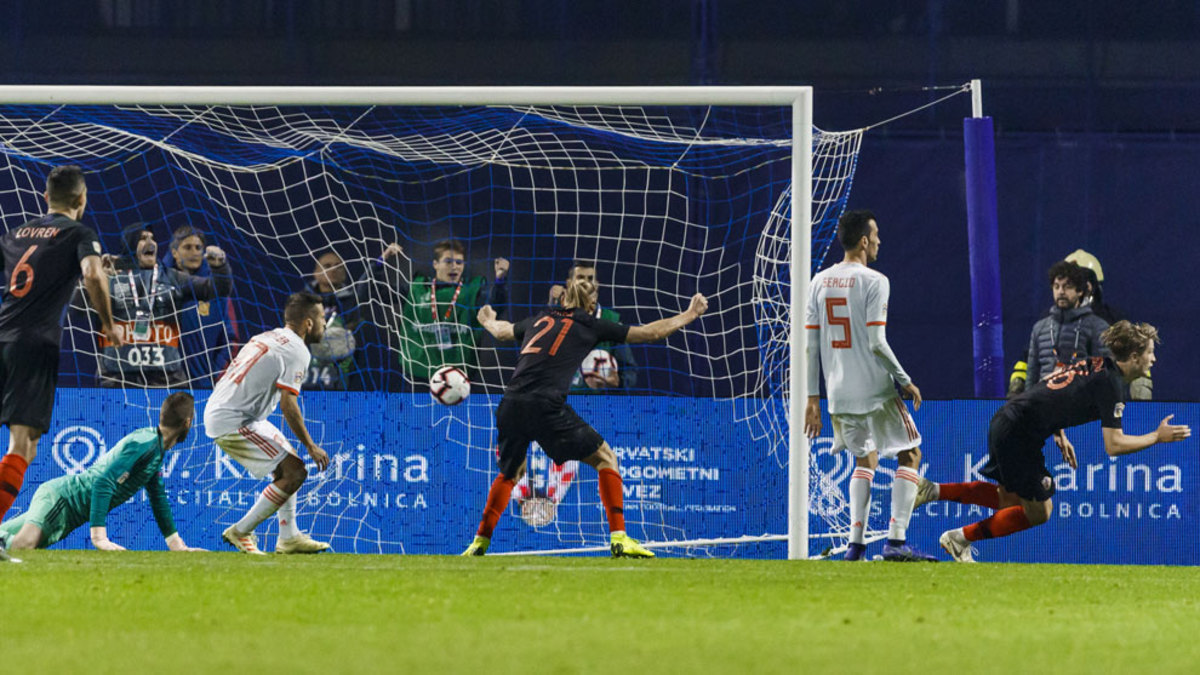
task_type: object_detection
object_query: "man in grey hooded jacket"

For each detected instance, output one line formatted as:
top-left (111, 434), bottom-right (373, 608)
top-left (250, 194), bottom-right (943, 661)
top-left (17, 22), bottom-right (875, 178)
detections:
top-left (1025, 260), bottom-right (1111, 384)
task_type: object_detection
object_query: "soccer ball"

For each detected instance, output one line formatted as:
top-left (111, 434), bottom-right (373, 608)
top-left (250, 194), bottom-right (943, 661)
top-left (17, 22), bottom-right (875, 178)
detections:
top-left (579, 349), bottom-right (618, 382)
top-left (310, 325), bottom-right (356, 362)
top-left (430, 366), bottom-right (470, 406)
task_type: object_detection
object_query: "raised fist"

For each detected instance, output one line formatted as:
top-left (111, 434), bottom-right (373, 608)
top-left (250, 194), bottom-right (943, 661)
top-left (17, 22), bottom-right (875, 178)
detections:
top-left (205, 245), bottom-right (227, 267)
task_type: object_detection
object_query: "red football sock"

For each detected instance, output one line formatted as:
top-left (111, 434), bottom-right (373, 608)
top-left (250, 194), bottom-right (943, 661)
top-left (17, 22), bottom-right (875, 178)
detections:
top-left (963, 505), bottom-right (1033, 542)
top-left (0, 453), bottom-right (30, 521)
top-left (598, 468), bottom-right (625, 533)
top-left (476, 474), bottom-right (515, 538)
top-left (938, 481), bottom-right (1000, 509)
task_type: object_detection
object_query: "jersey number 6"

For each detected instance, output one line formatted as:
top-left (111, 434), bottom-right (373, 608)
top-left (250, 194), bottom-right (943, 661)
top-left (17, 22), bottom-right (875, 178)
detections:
top-left (9, 245), bottom-right (38, 298)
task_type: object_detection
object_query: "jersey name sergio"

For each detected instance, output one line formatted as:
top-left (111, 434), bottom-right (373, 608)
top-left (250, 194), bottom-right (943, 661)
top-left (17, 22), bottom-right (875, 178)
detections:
top-left (806, 262), bottom-right (896, 415)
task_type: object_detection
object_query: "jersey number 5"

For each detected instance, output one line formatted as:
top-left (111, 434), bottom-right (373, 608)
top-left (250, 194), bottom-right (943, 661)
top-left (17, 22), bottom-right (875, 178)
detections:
top-left (521, 316), bottom-right (575, 356)
top-left (825, 297), bottom-right (851, 349)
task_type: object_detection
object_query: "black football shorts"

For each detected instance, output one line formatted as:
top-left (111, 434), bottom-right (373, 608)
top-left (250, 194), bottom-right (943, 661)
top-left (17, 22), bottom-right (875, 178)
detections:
top-left (494, 394), bottom-right (605, 478)
top-left (0, 340), bottom-right (60, 434)
top-left (980, 409), bottom-right (1056, 502)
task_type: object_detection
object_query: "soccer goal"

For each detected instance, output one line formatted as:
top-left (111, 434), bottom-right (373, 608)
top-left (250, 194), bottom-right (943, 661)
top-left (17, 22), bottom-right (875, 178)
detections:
top-left (0, 86), bottom-right (865, 558)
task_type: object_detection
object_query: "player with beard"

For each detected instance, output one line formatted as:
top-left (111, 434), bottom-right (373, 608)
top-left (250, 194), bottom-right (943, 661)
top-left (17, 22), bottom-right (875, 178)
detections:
top-left (0, 165), bottom-right (121, 563)
top-left (463, 279), bottom-right (707, 557)
top-left (203, 291), bottom-right (332, 554)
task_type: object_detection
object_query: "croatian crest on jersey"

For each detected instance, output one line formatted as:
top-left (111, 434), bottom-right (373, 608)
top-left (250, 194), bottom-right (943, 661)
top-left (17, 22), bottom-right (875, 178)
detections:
top-left (1114, 402), bottom-right (1125, 419)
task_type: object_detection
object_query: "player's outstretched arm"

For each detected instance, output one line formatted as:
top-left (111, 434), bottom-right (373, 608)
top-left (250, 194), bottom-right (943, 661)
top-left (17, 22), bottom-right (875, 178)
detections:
top-left (81, 255), bottom-right (123, 347)
top-left (1101, 415), bottom-right (1192, 457)
top-left (477, 305), bottom-right (515, 341)
top-left (280, 390), bottom-right (330, 471)
top-left (626, 293), bottom-right (708, 344)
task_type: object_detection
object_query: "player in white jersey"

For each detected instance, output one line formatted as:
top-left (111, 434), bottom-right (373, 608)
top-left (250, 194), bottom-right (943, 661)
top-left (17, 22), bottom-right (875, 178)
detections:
top-left (803, 210), bottom-right (936, 562)
top-left (204, 291), bottom-right (332, 555)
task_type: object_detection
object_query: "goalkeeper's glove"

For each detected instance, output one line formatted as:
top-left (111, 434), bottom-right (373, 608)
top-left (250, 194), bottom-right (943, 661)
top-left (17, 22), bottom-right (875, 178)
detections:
top-left (1007, 360), bottom-right (1028, 398)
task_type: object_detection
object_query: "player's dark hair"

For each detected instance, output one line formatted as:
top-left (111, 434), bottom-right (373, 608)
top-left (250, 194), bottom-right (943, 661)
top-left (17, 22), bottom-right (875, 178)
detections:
top-left (160, 391), bottom-right (195, 429)
top-left (170, 225), bottom-right (207, 250)
top-left (46, 165), bottom-right (86, 209)
top-left (284, 291), bottom-right (324, 326)
top-left (837, 210), bottom-right (876, 252)
top-left (433, 239), bottom-right (465, 260)
top-left (569, 259), bottom-right (596, 274)
top-left (1048, 260), bottom-right (1090, 295)
top-left (1101, 320), bottom-right (1160, 361)
top-left (562, 279), bottom-right (597, 312)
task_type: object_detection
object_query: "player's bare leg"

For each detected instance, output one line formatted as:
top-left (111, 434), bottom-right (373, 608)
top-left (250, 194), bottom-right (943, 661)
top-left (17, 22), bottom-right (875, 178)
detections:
top-left (7, 522), bottom-right (42, 551)
top-left (881, 447), bottom-right (937, 562)
top-left (0, 519), bottom-right (42, 563)
top-left (463, 460), bottom-right (526, 556)
top-left (0, 425), bottom-right (42, 523)
top-left (223, 455), bottom-right (308, 555)
top-left (583, 442), bottom-right (653, 559)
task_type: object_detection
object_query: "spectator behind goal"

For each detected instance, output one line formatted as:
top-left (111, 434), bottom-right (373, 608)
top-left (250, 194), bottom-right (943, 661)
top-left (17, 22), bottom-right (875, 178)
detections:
top-left (162, 225), bottom-right (241, 387)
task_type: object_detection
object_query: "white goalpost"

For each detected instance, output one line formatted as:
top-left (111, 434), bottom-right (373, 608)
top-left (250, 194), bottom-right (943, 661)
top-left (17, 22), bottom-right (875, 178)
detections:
top-left (0, 85), bottom-right (856, 559)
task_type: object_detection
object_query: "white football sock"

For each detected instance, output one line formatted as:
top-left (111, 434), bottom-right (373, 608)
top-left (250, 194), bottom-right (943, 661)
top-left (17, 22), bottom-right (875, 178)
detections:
top-left (848, 467), bottom-right (874, 545)
top-left (234, 483), bottom-right (291, 535)
top-left (889, 466), bottom-right (921, 542)
top-left (277, 493), bottom-right (301, 539)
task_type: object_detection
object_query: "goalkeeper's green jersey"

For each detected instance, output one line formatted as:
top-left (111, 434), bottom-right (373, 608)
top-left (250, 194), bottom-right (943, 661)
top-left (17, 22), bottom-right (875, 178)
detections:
top-left (51, 426), bottom-right (177, 536)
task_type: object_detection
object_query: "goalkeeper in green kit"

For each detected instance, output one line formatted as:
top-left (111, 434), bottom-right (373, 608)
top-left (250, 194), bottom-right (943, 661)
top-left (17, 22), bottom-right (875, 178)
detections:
top-left (0, 392), bottom-right (203, 556)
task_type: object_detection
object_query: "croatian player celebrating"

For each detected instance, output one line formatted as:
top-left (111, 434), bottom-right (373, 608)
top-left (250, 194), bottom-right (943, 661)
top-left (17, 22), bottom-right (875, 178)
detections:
top-left (464, 278), bottom-right (707, 557)
top-left (803, 210), bottom-right (936, 562)
top-left (919, 321), bottom-right (1191, 562)
top-left (204, 291), bottom-right (331, 555)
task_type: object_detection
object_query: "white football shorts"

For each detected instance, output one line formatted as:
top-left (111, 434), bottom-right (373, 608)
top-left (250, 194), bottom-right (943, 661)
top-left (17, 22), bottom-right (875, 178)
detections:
top-left (830, 397), bottom-right (922, 459)
top-left (213, 419), bottom-right (298, 479)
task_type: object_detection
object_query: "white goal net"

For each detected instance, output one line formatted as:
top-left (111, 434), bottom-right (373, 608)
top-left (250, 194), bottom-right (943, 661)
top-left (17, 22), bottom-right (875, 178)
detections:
top-left (0, 88), bottom-right (867, 557)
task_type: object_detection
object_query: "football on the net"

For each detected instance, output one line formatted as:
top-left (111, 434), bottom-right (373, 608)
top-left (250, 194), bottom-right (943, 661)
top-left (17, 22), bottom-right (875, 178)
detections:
top-left (430, 366), bottom-right (471, 405)
top-left (579, 348), bottom-right (618, 381)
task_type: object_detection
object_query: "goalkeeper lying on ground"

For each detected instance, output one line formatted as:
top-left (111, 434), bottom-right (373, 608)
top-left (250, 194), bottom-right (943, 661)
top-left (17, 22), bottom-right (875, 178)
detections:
top-left (0, 392), bottom-right (204, 557)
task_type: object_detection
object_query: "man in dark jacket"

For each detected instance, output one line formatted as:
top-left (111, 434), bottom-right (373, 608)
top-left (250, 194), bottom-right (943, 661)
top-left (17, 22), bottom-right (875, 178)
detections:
top-left (1024, 261), bottom-right (1111, 385)
top-left (97, 226), bottom-right (233, 387)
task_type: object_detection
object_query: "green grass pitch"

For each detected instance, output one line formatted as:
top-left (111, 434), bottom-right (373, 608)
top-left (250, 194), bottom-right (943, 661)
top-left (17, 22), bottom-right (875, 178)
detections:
top-left (2, 551), bottom-right (1198, 674)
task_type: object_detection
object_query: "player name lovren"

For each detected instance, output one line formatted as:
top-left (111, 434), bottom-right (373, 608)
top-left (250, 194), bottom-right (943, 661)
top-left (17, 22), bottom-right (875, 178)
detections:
top-left (12, 226), bottom-right (60, 239)
top-left (821, 277), bottom-right (856, 288)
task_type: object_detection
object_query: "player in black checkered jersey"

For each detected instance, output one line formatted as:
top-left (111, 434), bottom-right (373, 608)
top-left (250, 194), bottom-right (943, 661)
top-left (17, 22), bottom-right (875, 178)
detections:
top-left (919, 321), bottom-right (1191, 562)
top-left (0, 165), bottom-right (122, 562)
top-left (463, 278), bottom-right (707, 558)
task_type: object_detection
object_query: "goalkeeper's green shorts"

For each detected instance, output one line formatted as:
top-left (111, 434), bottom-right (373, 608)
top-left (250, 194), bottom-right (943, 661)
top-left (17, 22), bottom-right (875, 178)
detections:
top-left (0, 478), bottom-right (85, 548)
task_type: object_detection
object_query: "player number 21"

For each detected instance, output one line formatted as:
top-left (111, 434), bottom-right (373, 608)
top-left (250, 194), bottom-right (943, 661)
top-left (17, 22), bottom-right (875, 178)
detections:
top-left (521, 316), bottom-right (575, 356)
top-left (825, 297), bottom-right (851, 349)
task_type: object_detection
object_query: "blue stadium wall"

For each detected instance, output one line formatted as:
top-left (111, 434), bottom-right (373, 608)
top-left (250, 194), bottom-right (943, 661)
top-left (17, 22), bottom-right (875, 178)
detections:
top-left (5, 390), bottom-right (1196, 565)
top-left (852, 133), bottom-right (1199, 401)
